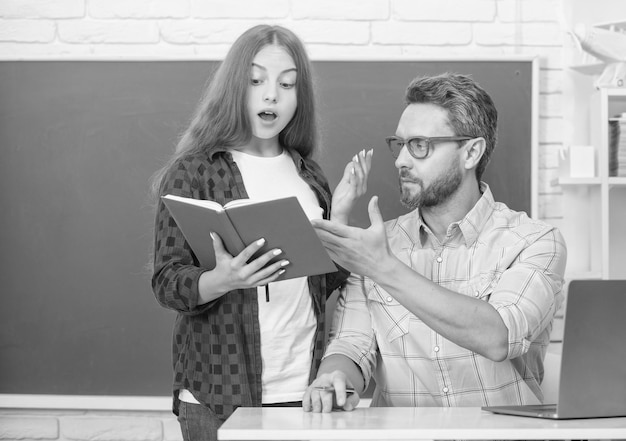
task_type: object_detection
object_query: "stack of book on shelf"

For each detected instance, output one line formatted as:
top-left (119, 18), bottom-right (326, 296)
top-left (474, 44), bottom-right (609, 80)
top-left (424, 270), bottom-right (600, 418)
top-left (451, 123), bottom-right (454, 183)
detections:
top-left (609, 113), bottom-right (626, 177)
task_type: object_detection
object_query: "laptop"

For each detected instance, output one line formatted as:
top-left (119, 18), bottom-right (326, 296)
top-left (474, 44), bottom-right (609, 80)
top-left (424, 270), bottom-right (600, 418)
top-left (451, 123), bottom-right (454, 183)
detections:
top-left (482, 279), bottom-right (626, 419)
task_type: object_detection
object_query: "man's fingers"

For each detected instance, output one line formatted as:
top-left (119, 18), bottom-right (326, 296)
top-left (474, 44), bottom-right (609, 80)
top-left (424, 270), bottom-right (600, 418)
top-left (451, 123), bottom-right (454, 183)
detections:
top-left (320, 389), bottom-right (335, 413)
top-left (302, 387), bottom-right (313, 412)
top-left (311, 389), bottom-right (323, 413)
top-left (311, 218), bottom-right (354, 238)
top-left (332, 383), bottom-right (350, 407)
top-left (312, 227), bottom-right (352, 258)
top-left (343, 393), bottom-right (360, 411)
top-left (367, 195), bottom-right (384, 227)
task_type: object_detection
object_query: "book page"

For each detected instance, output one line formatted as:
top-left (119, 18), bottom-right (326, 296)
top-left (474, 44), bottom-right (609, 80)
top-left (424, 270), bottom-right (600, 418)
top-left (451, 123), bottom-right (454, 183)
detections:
top-left (223, 198), bottom-right (255, 209)
top-left (162, 194), bottom-right (223, 211)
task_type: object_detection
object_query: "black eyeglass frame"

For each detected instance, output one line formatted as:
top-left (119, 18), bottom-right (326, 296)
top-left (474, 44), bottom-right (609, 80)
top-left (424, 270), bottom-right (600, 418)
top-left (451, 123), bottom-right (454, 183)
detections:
top-left (385, 135), bottom-right (473, 159)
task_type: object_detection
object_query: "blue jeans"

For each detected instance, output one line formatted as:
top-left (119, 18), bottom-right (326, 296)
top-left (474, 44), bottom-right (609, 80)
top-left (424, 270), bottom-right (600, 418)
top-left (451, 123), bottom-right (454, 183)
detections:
top-left (177, 401), bottom-right (302, 441)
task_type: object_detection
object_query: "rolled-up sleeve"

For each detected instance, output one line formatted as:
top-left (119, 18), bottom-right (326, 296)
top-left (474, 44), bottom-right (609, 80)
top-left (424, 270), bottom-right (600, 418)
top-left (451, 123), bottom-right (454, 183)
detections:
top-left (324, 274), bottom-right (379, 387)
top-left (489, 227), bottom-right (568, 359)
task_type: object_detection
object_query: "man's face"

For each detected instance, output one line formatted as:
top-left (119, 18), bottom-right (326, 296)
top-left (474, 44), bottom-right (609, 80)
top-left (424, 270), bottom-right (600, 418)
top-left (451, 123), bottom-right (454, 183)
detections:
top-left (393, 103), bottom-right (464, 210)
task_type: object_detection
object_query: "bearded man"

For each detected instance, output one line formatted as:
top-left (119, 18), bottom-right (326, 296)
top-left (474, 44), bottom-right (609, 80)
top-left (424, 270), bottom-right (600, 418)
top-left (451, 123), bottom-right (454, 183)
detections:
top-left (304, 72), bottom-right (567, 413)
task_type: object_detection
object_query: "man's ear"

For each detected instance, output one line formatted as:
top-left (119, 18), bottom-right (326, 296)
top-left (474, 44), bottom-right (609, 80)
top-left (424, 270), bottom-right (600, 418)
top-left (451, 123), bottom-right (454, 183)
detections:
top-left (462, 137), bottom-right (486, 171)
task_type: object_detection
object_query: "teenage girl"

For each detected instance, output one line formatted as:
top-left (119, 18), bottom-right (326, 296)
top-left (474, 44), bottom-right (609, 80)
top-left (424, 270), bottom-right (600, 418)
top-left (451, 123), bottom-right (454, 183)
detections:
top-left (151, 24), bottom-right (372, 441)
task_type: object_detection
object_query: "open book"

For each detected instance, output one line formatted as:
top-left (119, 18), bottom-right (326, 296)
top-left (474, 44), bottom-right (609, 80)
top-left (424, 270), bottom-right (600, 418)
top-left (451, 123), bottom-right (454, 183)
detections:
top-left (161, 194), bottom-right (337, 281)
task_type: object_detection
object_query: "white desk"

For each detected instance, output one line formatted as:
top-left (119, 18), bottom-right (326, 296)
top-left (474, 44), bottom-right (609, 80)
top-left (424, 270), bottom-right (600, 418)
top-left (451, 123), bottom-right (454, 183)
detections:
top-left (217, 407), bottom-right (626, 440)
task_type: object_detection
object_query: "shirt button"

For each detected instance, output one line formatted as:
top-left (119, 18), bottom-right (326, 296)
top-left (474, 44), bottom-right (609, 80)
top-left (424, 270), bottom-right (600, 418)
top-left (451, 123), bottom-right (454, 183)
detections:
top-left (434, 346), bottom-right (440, 352)
top-left (443, 387), bottom-right (449, 394)
top-left (436, 256), bottom-right (443, 263)
top-left (386, 296), bottom-right (393, 303)
top-left (474, 290), bottom-right (480, 297)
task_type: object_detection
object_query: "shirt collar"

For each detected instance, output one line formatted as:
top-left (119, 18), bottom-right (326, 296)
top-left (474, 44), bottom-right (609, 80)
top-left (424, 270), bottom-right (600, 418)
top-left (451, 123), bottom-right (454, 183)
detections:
top-left (415, 182), bottom-right (495, 247)
top-left (208, 145), bottom-right (230, 160)
top-left (457, 182), bottom-right (495, 246)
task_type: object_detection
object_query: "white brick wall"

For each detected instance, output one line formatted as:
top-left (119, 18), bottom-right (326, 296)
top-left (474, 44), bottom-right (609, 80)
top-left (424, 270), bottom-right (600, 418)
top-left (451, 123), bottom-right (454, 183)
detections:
top-left (89, 0), bottom-right (189, 19)
top-left (393, 0), bottom-right (496, 21)
top-left (0, 411), bottom-right (181, 441)
top-left (0, 0), bottom-right (84, 19)
top-left (193, 0), bottom-right (289, 19)
top-left (62, 416), bottom-right (163, 440)
top-left (0, 416), bottom-right (59, 439)
top-left (293, 0), bottom-right (387, 20)
top-left (0, 0), bottom-right (571, 438)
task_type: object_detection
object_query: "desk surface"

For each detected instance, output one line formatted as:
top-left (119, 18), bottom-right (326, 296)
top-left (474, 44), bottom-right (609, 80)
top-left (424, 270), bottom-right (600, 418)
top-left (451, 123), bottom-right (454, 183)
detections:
top-left (218, 407), bottom-right (626, 440)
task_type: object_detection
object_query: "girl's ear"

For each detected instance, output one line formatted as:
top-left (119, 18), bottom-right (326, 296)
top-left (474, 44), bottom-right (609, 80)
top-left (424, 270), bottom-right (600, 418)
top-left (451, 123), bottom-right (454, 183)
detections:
top-left (463, 137), bottom-right (486, 171)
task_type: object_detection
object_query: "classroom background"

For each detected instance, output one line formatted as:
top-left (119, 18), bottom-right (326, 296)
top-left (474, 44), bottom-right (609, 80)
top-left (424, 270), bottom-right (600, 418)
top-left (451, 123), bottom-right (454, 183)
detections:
top-left (0, 0), bottom-right (623, 439)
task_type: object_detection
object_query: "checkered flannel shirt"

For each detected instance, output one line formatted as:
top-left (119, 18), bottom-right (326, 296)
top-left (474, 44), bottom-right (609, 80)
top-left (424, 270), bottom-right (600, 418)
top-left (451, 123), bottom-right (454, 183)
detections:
top-left (325, 184), bottom-right (567, 408)
top-left (152, 147), bottom-right (348, 419)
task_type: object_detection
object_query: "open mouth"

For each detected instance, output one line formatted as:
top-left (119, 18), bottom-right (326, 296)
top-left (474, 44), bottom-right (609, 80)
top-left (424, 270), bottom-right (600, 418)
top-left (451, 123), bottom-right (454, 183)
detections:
top-left (258, 111), bottom-right (277, 121)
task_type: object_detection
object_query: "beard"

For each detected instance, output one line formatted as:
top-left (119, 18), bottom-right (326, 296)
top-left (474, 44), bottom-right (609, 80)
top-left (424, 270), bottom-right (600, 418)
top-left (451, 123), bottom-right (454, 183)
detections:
top-left (399, 161), bottom-right (463, 210)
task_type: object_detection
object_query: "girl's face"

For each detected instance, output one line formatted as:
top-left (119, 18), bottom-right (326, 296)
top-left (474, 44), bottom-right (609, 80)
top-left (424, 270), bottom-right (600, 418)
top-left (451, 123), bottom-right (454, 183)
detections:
top-left (246, 44), bottom-right (298, 151)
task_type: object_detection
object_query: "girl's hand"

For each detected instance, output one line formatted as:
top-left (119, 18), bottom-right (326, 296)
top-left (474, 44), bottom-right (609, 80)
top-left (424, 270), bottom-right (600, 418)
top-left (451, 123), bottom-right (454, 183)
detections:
top-left (198, 232), bottom-right (288, 303)
top-left (331, 149), bottom-right (373, 225)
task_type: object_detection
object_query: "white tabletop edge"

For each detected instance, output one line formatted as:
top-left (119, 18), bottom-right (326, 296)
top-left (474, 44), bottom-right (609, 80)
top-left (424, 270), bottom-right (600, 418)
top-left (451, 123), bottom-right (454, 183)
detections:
top-left (217, 407), bottom-right (626, 440)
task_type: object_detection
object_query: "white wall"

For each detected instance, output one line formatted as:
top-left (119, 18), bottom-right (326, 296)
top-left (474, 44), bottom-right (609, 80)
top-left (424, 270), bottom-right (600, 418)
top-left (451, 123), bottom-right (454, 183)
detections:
top-left (565, 0), bottom-right (625, 25)
top-left (0, 0), bottom-right (576, 439)
top-left (561, 0), bottom-right (626, 149)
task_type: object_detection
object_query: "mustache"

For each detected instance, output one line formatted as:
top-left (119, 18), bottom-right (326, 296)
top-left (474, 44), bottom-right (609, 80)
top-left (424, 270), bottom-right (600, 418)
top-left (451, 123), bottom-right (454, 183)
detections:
top-left (399, 169), bottom-right (420, 183)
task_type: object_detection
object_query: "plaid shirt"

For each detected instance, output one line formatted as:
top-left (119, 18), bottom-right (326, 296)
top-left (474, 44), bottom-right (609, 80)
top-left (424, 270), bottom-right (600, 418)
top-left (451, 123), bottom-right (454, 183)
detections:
top-left (325, 184), bottom-right (567, 408)
top-left (152, 147), bottom-right (347, 419)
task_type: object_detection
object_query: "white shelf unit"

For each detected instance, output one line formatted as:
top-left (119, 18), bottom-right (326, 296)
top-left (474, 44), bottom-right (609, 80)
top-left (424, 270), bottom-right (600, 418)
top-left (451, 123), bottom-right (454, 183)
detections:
top-left (555, 88), bottom-right (626, 280)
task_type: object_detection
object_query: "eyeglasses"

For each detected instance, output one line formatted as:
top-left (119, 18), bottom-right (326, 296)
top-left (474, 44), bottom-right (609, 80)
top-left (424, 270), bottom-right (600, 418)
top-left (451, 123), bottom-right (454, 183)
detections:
top-left (385, 135), bottom-right (472, 159)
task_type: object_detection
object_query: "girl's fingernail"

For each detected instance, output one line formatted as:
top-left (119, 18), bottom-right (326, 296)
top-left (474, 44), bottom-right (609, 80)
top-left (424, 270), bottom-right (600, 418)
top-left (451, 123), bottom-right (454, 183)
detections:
top-left (273, 249), bottom-right (282, 256)
top-left (257, 238), bottom-right (265, 246)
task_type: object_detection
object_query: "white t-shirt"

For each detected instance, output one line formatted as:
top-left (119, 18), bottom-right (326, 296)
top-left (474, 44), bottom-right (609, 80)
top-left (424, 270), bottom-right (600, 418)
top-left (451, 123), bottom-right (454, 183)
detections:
top-left (231, 149), bottom-right (321, 404)
top-left (179, 149), bottom-right (322, 405)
